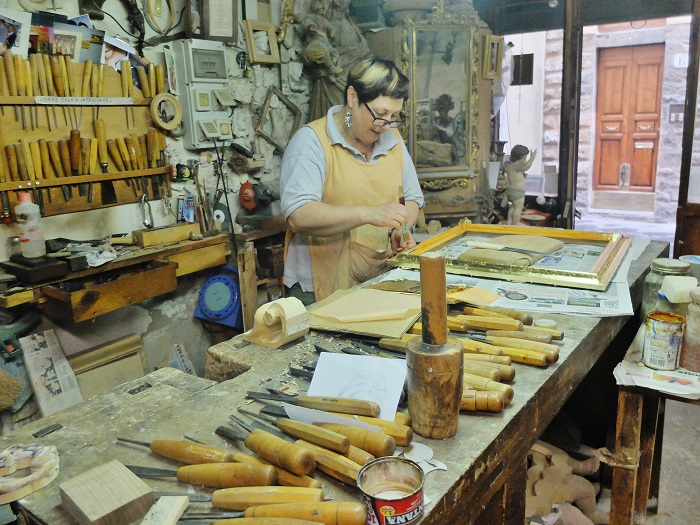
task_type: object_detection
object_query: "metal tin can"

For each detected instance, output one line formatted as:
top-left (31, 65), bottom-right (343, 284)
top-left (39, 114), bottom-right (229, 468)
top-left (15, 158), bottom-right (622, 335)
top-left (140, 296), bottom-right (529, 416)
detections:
top-left (642, 311), bottom-right (686, 370)
top-left (357, 457), bottom-right (424, 525)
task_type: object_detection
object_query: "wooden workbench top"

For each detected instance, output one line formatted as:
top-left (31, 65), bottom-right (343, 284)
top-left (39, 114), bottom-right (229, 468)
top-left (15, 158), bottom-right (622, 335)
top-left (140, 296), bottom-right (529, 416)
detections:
top-left (0, 239), bottom-right (667, 525)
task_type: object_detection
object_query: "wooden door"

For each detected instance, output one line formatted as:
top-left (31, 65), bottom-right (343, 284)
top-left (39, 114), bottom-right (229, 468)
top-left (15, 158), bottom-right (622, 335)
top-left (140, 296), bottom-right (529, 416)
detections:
top-left (593, 45), bottom-right (664, 192)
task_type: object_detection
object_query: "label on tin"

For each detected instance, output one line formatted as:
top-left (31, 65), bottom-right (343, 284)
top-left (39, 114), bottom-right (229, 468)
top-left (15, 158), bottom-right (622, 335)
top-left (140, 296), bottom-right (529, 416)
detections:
top-left (642, 311), bottom-right (685, 370)
top-left (363, 492), bottom-right (424, 525)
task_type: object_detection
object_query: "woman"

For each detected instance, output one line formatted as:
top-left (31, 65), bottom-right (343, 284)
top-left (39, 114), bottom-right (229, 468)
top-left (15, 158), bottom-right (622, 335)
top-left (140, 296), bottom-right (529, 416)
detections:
top-left (280, 57), bottom-right (424, 305)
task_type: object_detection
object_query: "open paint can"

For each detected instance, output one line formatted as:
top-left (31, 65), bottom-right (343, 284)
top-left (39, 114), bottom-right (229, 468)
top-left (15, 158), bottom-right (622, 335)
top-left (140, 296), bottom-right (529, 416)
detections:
top-left (357, 456), bottom-right (424, 525)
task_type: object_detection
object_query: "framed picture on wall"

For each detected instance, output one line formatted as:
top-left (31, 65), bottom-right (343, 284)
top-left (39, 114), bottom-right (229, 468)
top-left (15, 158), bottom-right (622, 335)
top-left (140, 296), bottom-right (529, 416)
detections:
top-left (482, 34), bottom-right (504, 80)
top-left (244, 20), bottom-right (280, 64)
top-left (203, 0), bottom-right (239, 43)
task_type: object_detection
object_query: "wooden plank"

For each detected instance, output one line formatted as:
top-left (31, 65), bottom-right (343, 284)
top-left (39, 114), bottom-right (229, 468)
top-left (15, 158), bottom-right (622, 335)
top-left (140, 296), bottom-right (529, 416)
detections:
top-left (133, 223), bottom-right (201, 247)
top-left (168, 243), bottom-right (227, 276)
top-left (59, 460), bottom-right (154, 525)
top-left (139, 496), bottom-right (188, 525)
top-left (238, 241), bottom-right (257, 331)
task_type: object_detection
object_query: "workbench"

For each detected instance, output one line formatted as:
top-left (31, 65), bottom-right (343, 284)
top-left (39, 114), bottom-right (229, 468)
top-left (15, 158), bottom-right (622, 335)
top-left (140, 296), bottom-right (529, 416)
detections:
top-left (0, 239), bottom-right (666, 525)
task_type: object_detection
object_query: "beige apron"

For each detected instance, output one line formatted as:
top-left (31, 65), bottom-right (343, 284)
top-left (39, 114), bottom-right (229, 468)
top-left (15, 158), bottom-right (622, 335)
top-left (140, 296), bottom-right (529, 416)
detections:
top-left (288, 117), bottom-right (403, 301)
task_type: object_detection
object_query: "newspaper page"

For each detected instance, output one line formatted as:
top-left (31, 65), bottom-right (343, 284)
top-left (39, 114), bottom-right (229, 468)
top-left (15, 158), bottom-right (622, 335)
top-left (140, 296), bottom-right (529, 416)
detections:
top-left (614, 324), bottom-right (700, 400)
top-left (381, 237), bottom-right (649, 317)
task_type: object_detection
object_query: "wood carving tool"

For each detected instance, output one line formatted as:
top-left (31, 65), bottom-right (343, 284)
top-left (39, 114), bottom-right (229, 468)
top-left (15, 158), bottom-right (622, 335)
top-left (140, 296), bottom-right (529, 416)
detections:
top-left (29, 141), bottom-right (50, 206)
top-left (451, 314), bottom-right (524, 332)
top-left (245, 391), bottom-right (380, 418)
top-left (120, 61), bottom-right (131, 128)
top-left (323, 412), bottom-right (413, 447)
top-left (462, 304), bottom-right (533, 326)
top-left (397, 185), bottom-right (410, 243)
top-left (209, 486), bottom-right (325, 511)
top-left (155, 64), bottom-right (165, 95)
top-left (462, 306), bottom-right (515, 321)
top-left (237, 408), bottom-right (350, 454)
top-left (454, 334), bottom-right (549, 366)
top-left (3, 50), bottom-right (18, 123)
top-left (293, 439), bottom-right (363, 486)
top-left (395, 334), bottom-right (512, 364)
top-left (116, 437), bottom-right (235, 464)
top-left (57, 139), bottom-right (74, 200)
top-left (116, 136), bottom-right (134, 171)
top-left (0, 150), bottom-right (10, 223)
top-left (215, 424), bottom-right (315, 476)
top-left (348, 339), bottom-right (406, 359)
top-left (313, 423), bottom-right (396, 458)
top-left (32, 55), bottom-right (51, 131)
top-left (461, 361), bottom-right (501, 381)
top-left (95, 63), bottom-right (104, 119)
top-left (69, 130), bottom-right (85, 197)
top-left (5, 145), bottom-right (18, 183)
top-left (181, 502), bottom-right (366, 524)
top-left (465, 240), bottom-right (554, 256)
top-left (62, 55), bottom-right (78, 128)
top-left (26, 57), bottom-right (38, 130)
top-left (232, 453), bottom-right (321, 489)
top-left (523, 324), bottom-right (564, 340)
top-left (463, 357), bottom-right (515, 381)
top-left (78, 60), bottom-right (92, 128)
top-left (124, 135), bottom-right (140, 182)
top-left (483, 329), bottom-right (552, 344)
top-left (136, 65), bottom-right (151, 98)
top-left (13, 55), bottom-right (26, 130)
top-left (485, 336), bottom-right (559, 363)
top-left (148, 62), bottom-right (156, 96)
top-left (125, 462), bottom-right (277, 488)
top-left (460, 389), bottom-right (504, 413)
top-left (50, 56), bottom-right (69, 128)
top-left (462, 372), bottom-right (514, 404)
top-left (106, 139), bottom-right (125, 171)
top-left (80, 138), bottom-right (92, 202)
top-left (0, 56), bottom-right (5, 117)
top-left (124, 63), bottom-right (136, 127)
top-left (42, 54), bottom-right (60, 128)
top-left (94, 120), bottom-right (118, 204)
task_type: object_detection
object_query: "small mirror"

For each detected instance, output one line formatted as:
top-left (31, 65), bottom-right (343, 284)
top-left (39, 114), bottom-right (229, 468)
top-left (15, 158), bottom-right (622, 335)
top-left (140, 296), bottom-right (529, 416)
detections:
top-left (408, 24), bottom-right (478, 177)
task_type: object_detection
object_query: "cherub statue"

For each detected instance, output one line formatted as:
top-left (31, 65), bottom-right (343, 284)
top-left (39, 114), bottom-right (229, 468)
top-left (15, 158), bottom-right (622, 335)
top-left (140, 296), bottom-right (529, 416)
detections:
top-left (504, 144), bottom-right (537, 226)
top-left (301, 0), bottom-right (342, 75)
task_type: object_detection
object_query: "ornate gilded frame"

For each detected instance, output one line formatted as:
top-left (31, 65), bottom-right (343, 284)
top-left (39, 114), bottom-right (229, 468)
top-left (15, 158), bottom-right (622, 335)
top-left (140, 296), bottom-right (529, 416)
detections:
top-left (390, 223), bottom-right (631, 291)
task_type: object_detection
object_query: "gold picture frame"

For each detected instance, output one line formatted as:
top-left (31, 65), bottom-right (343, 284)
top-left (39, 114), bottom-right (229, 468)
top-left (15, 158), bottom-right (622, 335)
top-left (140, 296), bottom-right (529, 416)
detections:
top-left (255, 85), bottom-right (302, 152)
top-left (482, 34), bottom-right (504, 79)
top-left (390, 223), bottom-right (631, 291)
top-left (244, 20), bottom-right (281, 64)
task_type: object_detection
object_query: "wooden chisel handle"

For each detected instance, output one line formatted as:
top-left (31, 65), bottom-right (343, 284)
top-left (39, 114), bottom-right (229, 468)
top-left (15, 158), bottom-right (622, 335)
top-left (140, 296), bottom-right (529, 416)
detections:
top-left (176, 463), bottom-right (277, 488)
top-left (47, 141), bottom-right (65, 178)
top-left (148, 62), bottom-right (156, 95)
top-left (5, 145), bottom-right (18, 182)
top-left (245, 429), bottom-right (315, 476)
top-left (4, 50), bottom-right (16, 96)
top-left (49, 56), bottom-right (65, 97)
top-left (378, 337), bottom-right (408, 354)
top-left (232, 453), bottom-right (322, 489)
top-left (81, 60), bottom-right (93, 97)
top-left (106, 139), bottom-right (125, 171)
top-left (14, 144), bottom-right (27, 181)
top-left (243, 502), bottom-right (367, 525)
top-left (294, 440), bottom-right (362, 487)
top-left (523, 325), bottom-right (564, 340)
top-left (327, 413), bottom-right (413, 447)
top-left (456, 352), bottom-right (511, 366)
top-left (149, 439), bottom-right (234, 464)
top-left (464, 358), bottom-right (515, 381)
top-left (297, 396), bottom-right (381, 418)
top-left (29, 142), bottom-right (43, 180)
top-left (343, 444), bottom-right (374, 466)
top-left (461, 361), bottom-right (501, 381)
top-left (485, 330), bottom-right (552, 344)
top-left (135, 65), bottom-right (151, 98)
top-left (19, 139), bottom-right (35, 181)
top-left (276, 418), bottom-right (350, 454)
top-left (80, 138), bottom-right (91, 175)
top-left (94, 120), bottom-right (109, 171)
top-left (211, 486), bottom-right (323, 511)
top-left (116, 137), bottom-right (133, 170)
top-left (314, 423), bottom-right (396, 457)
top-left (137, 134), bottom-right (148, 170)
top-left (458, 314), bottom-right (524, 332)
top-left (477, 305), bottom-right (533, 326)
top-left (463, 306), bottom-right (515, 320)
top-left (498, 346), bottom-right (548, 367)
top-left (38, 141), bottom-right (54, 179)
top-left (485, 337), bottom-right (559, 363)
top-left (63, 55), bottom-right (74, 97)
top-left (42, 54), bottom-right (55, 96)
top-left (462, 372), bottom-right (514, 404)
top-left (147, 127), bottom-right (158, 168)
top-left (69, 130), bottom-right (81, 175)
top-left (57, 139), bottom-right (73, 178)
top-left (27, 58), bottom-right (37, 98)
top-left (13, 55), bottom-right (25, 96)
top-left (461, 390), bottom-right (504, 412)
top-left (214, 520), bottom-right (319, 525)
top-left (155, 64), bottom-right (165, 95)
top-left (90, 63), bottom-right (99, 97)
top-left (89, 138), bottom-right (98, 175)
top-left (455, 337), bottom-right (504, 356)
top-left (0, 57), bottom-right (6, 98)
top-left (96, 63), bottom-right (104, 97)
top-left (123, 136), bottom-right (139, 171)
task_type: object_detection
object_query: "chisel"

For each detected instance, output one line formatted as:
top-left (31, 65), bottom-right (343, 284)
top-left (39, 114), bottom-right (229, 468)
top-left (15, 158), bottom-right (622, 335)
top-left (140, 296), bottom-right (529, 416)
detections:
top-left (125, 462), bottom-right (276, 488)
top-left (0, 56), bottom-right (5, 117)
top-left (483, 329), bottom-right (552, 344)
top-left (148, 62), bottom-right (156, 97)
top-left (120, 61), bottom-right (131, 128)
top-left (462, 372), bottom-right (514, 405)
top-left (106, 139), bottom-right (125, 171)
top-left (155, 64), bottom-right (165, 95)
top-left (62, 54), bottom-right (78, 128)
top-left (27, 57), bottom-right (39, 130)
top-left (19, 139), bottom-right (42, 213)
top-left (461, 361), bottom-right (501, 381)
top-left (116, 136), bottom-right (134, 171)
top-left (0, 150), bottom-right (10, 223)
top-left (215, 424), bottom-right (315, 476)
top-left (4, 50), bottom-right (18, 123)
top-left (485, 336), bottom-right (559, 363)
top-left (324, 412), bottom-right (412, 447)
top-left (94, 120), bottom-right (117, 204)
top-left (233, 453), bottom-right (321, 489)
top-left (56, 139), bottom-right (74, 200)
top-left (95, 62), bottom-right (104, 119)
top-left (465, 241), bottom-right (555, 256)
top-left (312, 423), bottom-right (396, 458)
top-left (464, 357), bottom-right (515, 381)
top-left (116, 437), bottom-right (235, 464)
top-left (42, 54), bottom-right (59, 128)
top-left (237, 409), bottom-right (350, 454)
top-left (13, 54), bottom-right (27, 130)
top-left (180, 502), bottom-right (366, 525)
top-left (246, 391), bottom-right (380, 418)
top-left (80, 138), bottom-right (92, 202)
top-left (136, 65), bottom-right (151, 98)
top-left (451, 314), bottom-right (524, 332)
top-left (78, 59), bottom-right (92, 128)
top-left (30, 140), bottom-right (50, 206)
top-left (523, 324), bottom-right (564, 340)
top-left (460, 389), bottom-right (504, 413)
top-left (5, 145), bottom-right (18, 182)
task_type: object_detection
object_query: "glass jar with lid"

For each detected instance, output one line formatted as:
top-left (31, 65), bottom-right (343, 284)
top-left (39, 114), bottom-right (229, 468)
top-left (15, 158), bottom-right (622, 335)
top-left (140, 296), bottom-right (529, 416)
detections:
top-left (641, 258), bottom-right (690, 324)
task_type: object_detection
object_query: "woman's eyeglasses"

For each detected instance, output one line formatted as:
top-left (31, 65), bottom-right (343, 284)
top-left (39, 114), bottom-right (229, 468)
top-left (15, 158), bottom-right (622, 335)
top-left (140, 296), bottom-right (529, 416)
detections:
top-left (364, 103), bottom-right (405, 128)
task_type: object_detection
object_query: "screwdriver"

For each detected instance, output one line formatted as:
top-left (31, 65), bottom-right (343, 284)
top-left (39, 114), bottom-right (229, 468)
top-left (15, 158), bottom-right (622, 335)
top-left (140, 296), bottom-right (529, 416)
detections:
top-left (182, 502), bottom-right (366, 525)
top-left (215, 424), bottom-right (315, 476)
top-left (245, 391), bottom-right (380, 417)
top-left (312, 423), bottom-right (396, 458)
top-left (233, 452), bottom-right (321, 489)
top-left (125, 462), bottom-right (277, 488)
top-left (116, 437), bottom-right (234, 464)
top-left (237, 409), bottom-right (350, 454)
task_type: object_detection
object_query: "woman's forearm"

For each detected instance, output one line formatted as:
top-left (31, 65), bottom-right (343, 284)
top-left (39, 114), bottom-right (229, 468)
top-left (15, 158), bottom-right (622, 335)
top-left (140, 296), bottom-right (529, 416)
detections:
top-left (287, 202), bottom-right (371, 237)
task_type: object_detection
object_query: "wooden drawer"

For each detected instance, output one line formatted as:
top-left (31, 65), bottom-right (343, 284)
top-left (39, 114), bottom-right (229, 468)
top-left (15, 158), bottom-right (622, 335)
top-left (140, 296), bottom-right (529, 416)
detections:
top-left (41, 261), bottom-right (177, 323)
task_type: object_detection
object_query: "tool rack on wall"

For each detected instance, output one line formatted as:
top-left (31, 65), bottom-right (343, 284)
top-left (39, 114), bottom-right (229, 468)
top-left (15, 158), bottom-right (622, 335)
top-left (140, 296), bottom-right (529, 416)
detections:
top-left (0, 55), bottom-right (171, 220)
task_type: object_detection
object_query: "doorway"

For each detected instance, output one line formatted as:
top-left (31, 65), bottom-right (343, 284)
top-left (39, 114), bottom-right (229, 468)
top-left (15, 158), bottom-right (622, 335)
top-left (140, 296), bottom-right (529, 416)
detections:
top-left (592, 44), bottom-right (664, 211)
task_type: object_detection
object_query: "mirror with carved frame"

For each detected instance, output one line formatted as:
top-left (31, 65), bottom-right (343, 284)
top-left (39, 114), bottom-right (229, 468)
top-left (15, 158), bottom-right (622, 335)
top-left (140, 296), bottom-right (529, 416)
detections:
top-left (404, 1), bottom-right (483, 218)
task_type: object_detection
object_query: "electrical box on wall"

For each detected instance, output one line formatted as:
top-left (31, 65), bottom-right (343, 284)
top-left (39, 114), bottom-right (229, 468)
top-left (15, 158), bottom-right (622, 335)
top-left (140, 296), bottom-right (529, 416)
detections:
top-left (172, 39), bottom-right (236, 150)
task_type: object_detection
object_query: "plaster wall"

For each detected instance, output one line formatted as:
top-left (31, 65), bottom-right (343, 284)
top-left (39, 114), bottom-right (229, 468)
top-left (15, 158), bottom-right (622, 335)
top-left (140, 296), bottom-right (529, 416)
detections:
top-left (1, 0), bottom-right (311, 376)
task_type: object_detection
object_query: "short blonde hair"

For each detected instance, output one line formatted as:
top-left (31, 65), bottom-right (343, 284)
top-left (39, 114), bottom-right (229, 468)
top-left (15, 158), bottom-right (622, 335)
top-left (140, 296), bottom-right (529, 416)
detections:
top-left (344, 57), bottom-right (409, 104)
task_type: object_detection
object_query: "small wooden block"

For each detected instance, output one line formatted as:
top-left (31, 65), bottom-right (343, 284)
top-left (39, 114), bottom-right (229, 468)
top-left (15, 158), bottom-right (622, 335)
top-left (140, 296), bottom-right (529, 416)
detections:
top-left (139, 496), bottom-right (188, 525)
top-left (133, 223), bottom-right (201, 247)
top-left (59, 459), bottom-right (154, 525)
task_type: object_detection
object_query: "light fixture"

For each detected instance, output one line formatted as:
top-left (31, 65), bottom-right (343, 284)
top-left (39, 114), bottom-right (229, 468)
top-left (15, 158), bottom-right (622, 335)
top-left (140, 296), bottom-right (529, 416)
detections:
top-left (548, 0), bottom-right (558, 7)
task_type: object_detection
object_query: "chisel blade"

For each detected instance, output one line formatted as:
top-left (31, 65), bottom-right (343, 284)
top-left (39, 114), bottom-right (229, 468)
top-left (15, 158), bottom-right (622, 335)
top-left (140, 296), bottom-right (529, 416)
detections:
top-left (260, 404), bottom-right (290, 418)
top-left (154, 491), bottom-right (212, 502)
top-left (126, 465), bottom-right (178, 478)
top-left (247, 391), bottom-right (300, 404)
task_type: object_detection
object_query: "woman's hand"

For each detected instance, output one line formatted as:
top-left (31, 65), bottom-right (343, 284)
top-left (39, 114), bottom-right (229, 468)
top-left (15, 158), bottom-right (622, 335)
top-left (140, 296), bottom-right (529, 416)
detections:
top-left (368, 202), bottom-right (409, 230)
top-left (390, 227), bottom-right (417, 256)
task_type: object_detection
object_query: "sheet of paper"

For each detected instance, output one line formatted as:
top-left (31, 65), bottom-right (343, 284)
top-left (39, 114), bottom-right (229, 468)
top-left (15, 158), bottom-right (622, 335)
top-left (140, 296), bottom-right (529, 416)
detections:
top-left (307, 353), bottom-right (407, 421)
top-left (282, 403), bottom-right (382, 432)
